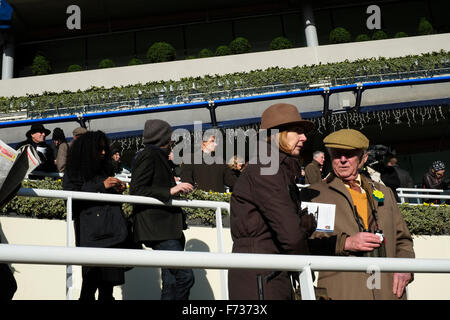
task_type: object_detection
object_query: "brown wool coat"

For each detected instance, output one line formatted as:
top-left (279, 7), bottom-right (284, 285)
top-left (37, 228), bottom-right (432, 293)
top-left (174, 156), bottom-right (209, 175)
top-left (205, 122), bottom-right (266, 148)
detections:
top-left (228, 148), bottom-right (310, 300)
top-left (301, 174), bottom-right (415, 300)
top-left (305, 159), bottom-right (322, 184)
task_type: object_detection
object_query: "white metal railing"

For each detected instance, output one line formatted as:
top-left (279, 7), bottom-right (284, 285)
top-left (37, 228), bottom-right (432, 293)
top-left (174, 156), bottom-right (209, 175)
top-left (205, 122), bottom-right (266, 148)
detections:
top-left (26, 171), bottom-right (64, 179)
top-left (396, 188), bottom-right (450, 204)
top-left (1, 243), bottom-right (450, 300)
top-left (3, 187), bottom-right (450, 300)
top-left (297, 184), bottom-right (450, 205)
top-left (14, 187), bottom-right (230, 300)
top-left (25, 174), bottom-right (450, 204)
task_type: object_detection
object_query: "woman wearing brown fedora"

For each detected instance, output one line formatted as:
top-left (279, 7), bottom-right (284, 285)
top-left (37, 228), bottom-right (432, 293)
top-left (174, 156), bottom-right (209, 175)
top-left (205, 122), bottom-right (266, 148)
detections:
top-left (228, 103), bottom-right (317, 300)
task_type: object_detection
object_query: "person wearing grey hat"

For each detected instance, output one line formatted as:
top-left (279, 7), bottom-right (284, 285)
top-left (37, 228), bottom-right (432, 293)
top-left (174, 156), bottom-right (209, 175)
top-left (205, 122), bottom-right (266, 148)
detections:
top-left (301, 128), bottom-right (415, 300)
top-left (130, 119), bottom-right (195, 300)
top-left (72, 127), bottom-right (88, 138)
top-left (16, 123), bottom-right (56, 173)
top-left (228, 103), bottom-right (317, 300)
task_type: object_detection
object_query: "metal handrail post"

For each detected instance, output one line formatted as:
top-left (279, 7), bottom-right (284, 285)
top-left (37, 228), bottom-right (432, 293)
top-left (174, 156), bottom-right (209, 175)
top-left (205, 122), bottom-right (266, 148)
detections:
top-left (299, 264), bottom-right (316, 300)
top-left (399, 189), bottom-right (405, 204)
top-left (215, 206), bottom-right (228, 300)
top-left (66, 196), bottom-right (73, 300)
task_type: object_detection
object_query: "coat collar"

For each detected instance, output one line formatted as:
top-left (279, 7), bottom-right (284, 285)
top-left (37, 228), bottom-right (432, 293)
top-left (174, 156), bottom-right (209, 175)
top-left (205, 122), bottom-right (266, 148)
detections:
top-left (145, 144), bottom-right (173, 174)
top-left (325, 172), bottom-right (379, 231)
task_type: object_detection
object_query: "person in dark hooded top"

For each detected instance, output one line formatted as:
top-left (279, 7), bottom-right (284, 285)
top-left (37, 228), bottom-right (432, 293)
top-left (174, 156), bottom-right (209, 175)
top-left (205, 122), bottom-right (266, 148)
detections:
top-left (130, 119), bottom-right (195, 300)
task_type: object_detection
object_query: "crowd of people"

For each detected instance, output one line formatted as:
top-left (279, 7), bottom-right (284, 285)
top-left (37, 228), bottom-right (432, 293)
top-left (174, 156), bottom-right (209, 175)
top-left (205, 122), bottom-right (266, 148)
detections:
top-left (2, 103), bottom-right (449, 301)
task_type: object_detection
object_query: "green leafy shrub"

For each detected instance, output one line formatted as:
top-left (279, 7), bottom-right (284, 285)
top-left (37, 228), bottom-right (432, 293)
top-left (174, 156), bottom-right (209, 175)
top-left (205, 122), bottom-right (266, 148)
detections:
top-left (372, 30), bottom-right (388, 40)
top-left (215, 45), bottom-right (232, 56)
top-left (179, 189), bottom-right (231, 226)
top-left (270, 36), bottom-right (293, 50)
top-left (4, 50), bottom-right (449, 114)
top-left (146, 42), bottom-right (177, 63)
top-left (394, 32), bottom-right (408, 38)
top-left (128, 58), bottom-right (143, 66)
top-left (329, 27), bottom-right (351, 44)
top-left (400, 204), bottom-right (450, 235)
top-left (1, 178), bottom-right (65, 219)
top-left (355, 34), bottom-right (371, 42)
top-left (418, 17), bottom-right (434, 35)
top-left (185, 55), bottom-right (197, 60)
top-left (198, 48), bottom-right (214, 58)
top-left (98, 58), bottom-right (115, 69)
top-left (229, 37), bottom-right (251, 54)
top-left (66, 64), bottom-right (83, 72)
top-left (30, 55), bottom-right (51, 75)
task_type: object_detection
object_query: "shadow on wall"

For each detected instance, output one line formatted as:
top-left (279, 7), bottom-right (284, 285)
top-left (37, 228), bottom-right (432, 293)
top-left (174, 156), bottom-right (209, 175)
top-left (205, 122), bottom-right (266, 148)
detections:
top-left (121, 239), bottom-right (215, 300)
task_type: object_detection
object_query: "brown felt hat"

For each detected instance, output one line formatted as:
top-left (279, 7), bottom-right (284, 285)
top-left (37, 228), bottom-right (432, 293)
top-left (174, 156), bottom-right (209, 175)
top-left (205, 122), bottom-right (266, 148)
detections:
top-left (260, 103), bottom-right (314, 132)
top-left (323, 129), bottom-right (369, 150)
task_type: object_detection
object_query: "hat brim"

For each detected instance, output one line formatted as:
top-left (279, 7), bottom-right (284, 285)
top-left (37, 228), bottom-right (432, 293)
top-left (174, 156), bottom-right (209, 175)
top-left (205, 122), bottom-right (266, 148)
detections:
top-left (269, 120), bottom-right (315, 133)
top-left (26, 128), bottom-right (51, 138)
top-left (324, 143), bottom-right (358, 150)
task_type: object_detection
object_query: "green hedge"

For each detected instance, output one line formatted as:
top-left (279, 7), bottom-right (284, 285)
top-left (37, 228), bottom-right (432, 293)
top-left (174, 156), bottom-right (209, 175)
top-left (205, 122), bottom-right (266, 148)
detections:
top-left (0, 50), bottom-right (450, 113)
top-left (1, 178), bottom-right (450, 235)
top-left (1, 50), bottom-right (448, 114)
top-left (400, 204), bottom-right (450, 235)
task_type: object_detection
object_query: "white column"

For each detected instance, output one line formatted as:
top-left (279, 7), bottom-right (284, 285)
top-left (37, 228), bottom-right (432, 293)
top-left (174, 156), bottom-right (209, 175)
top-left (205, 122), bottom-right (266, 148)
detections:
top-left (2, 40), bottom-right (14, 80)
top-left (302, 3), bottom-right (319, 47)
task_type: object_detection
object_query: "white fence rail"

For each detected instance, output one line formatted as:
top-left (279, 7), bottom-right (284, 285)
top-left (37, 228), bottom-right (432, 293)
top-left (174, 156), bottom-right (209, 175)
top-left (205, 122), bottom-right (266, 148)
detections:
top-left (397, 187), bottom-right (450, 204)
top-left (297, 184), bottom-right (450, 204)
top-left (3, 187), bottom-right (450, 300)
top-left (1, 243), bottom-right (450, 300)
top-left (29, 174), bottom-right (450, 204)
top-left (14, 187), bottom-right (230, 300)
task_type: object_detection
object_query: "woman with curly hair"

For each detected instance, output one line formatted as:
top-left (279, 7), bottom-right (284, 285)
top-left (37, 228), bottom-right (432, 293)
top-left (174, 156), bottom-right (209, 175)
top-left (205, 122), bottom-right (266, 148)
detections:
top-left (63, 130), bottom-right (129, 300)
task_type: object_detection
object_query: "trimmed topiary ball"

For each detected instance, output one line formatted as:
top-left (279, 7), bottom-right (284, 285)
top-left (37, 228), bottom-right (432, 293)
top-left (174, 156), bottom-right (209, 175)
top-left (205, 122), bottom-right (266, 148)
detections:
top-left (146, 42), bottom-right (177, 63)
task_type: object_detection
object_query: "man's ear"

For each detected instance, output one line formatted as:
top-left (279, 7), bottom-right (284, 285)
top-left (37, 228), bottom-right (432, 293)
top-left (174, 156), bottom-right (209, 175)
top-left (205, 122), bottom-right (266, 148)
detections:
top-left (359, 151), bottom-right (369, 169)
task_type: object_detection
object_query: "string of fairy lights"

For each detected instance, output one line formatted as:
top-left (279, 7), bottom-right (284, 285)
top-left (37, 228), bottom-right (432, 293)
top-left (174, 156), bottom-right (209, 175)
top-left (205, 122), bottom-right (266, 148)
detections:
top-left (111, 104), bottom-right (449, 152)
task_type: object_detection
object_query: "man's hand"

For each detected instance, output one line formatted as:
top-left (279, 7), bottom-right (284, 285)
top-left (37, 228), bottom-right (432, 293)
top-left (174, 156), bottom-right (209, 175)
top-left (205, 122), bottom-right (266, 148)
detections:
top-left (104, 177), bottom-right (126, 192)
top-left (393, 272), bottom-right (412, 298)
top-left (299, 214), bottom-right (317, 237)
top-left (344, 232), bottom-right (381, 252)
top-left (170, 182), bottom-right (194, 196)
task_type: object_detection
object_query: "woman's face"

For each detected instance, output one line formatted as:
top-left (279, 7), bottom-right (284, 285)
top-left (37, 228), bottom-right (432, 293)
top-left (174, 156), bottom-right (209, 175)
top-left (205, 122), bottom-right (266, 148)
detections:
top-left (435, 169), bottom-right (445, 178)
top-left (283, 127), bottom-right (307, 156)
top-left (98, 140), bottom-right (107, 161)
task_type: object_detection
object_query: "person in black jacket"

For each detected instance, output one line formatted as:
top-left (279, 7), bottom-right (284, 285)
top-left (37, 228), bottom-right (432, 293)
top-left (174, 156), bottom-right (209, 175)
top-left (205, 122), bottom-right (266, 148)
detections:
top-left (16, 123), bottom-right (56, 173)
top-left (180, 134), bottom-right (237, 192)
top-left (63, 131), bottom-right (129, 301)
top-left (130, 119), bottom-right (195, 300)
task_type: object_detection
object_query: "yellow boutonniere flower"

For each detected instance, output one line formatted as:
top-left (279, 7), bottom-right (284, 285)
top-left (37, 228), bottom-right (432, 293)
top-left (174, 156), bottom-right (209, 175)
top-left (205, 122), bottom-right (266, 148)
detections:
top-left (372, 189), bottom-right (385, 203)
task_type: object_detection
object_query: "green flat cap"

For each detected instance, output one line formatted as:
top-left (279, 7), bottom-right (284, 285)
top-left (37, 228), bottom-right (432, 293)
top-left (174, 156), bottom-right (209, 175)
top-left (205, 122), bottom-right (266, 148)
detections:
top-left (323, 129), bottom-right (369, 150)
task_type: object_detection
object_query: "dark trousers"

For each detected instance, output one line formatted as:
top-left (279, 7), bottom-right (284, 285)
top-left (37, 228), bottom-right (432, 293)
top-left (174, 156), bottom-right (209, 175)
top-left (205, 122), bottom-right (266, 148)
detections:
top-left (144, 235), bottom-right (195, 300)
top-left (79, 267), bottom-right (117, 301)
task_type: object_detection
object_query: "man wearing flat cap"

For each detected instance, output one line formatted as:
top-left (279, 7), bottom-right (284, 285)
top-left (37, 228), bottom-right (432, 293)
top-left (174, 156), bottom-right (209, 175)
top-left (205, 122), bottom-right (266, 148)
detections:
top-left (301, 128), bottom-right (415, 300)
top-left (16, 123), bottom-right (56, 173)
